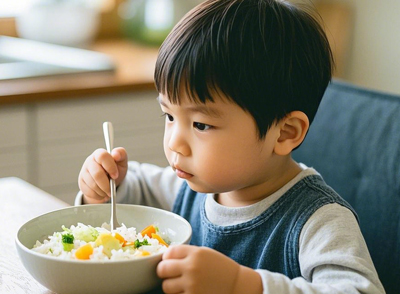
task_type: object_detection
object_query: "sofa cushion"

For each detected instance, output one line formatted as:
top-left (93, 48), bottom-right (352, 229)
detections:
top-left (292, 80), bottom-right (400, 294)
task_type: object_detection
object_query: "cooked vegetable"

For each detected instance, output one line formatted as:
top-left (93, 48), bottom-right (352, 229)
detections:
top-left (75, 243), bottom-right (93, 260)
top-left (140, 250), bottom-right (151, 256)
top-left (140, 225), bottom-right (157, 238)
top-left (134, 239), bottom-right (149, 248)
top-left (62, 233), bottom-right (74, 251)
top-left (113, 232), bottom-right (125, 245)
top-left (123, 241), bottom-right (135, 247)
top-left (151, 233), bottom-right (169, 247)
top-left (95, 233), bottom-right (121, 257)
top-left (32, 223), bottom-right (170, 260)
top-left (73, 225), bottom-right (99, 243)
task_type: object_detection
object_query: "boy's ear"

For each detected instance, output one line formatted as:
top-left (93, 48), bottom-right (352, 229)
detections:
top-left (274, 111), bottom-right (309, 156)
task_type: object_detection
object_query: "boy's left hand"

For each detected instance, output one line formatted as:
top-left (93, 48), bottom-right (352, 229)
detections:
top-left (157, 244), bottom-right (261, 294)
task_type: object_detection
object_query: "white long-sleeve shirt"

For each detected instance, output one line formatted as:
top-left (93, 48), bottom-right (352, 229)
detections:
top-left (75, 162), bottom-right (385, 294)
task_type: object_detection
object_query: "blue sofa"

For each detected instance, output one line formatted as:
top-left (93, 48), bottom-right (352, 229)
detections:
top-left (292, 80), bottom-right (400, 294)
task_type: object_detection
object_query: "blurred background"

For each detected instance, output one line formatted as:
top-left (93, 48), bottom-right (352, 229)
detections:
top-left (314, 0), bottom-right (400, 95)
top-left (2, 0), bottom-right (399, 93)
top-left (0, 0), bottom-right (399, 204)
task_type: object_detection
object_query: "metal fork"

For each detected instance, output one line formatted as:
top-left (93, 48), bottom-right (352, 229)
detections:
top-left (103, 121), bottom-right (121, 230)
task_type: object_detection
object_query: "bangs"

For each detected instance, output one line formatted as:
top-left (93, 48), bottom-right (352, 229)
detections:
top-left (154, 1), bottom-right (238, 105)
top-left (154, 34), bottom-right (220, 105)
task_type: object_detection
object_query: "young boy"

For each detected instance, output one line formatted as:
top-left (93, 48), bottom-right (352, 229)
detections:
top-left (77, 0), bottom-right (385, 293)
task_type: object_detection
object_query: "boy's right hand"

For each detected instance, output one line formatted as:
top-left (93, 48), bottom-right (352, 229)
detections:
top-left (78, 147), bottom-right (128, 204)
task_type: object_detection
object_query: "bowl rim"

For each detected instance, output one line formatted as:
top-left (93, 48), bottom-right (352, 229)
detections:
top-left (15, 204), bottom-right (192, 264)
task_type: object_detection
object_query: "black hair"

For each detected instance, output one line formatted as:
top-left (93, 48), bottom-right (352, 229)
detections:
top-left (154, 0), bottom-right (334, 139)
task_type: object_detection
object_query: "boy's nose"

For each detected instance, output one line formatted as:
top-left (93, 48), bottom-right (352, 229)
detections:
top-left (167, 127), bottom-right (191, 157)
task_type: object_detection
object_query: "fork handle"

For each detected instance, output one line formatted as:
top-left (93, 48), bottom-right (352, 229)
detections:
top-left (103, 122), bottom-right (114, 153)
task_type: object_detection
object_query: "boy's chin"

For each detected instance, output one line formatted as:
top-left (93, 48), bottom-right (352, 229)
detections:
top-left (185, 180), bottom-right (221, 195)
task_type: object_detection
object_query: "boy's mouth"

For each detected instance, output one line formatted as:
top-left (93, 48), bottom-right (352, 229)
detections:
top-left (173, 165), bottom-right (193, 179)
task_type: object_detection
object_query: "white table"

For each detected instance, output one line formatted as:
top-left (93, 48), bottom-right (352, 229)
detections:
top-left (0, 177), bottom-right (68, 294)
top-left (0, 177), bottom-right (163, 294)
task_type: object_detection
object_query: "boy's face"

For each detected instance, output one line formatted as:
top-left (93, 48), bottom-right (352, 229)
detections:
top-left (158, 91), bottom-right (284, 198)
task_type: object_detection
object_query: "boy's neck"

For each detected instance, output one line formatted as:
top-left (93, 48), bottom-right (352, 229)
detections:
top-left (215, 158), bottom-right (302, 207)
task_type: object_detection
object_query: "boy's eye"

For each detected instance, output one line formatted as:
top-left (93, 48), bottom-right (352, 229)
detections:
top-left (194, 122), bottom-right (211, 131)
top-left (163, 113), bottom-right (174, 122)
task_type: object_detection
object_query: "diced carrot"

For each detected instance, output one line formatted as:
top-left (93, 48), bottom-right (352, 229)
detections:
top-left (123, 241), bottom-right (135, 247)
top-left (114, 232), bottom-right (125, 245)
top-left (141, 250), bottom-right (151, 256)
top-left (140, 225), bottom-right (157, 238)
top-left (75, 243), bottom-right (93, 260)
top-left (151, 233), bottom-right (169, 247)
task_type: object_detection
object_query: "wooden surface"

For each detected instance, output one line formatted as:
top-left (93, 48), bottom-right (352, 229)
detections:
top-left (0, 39), bottom-right (159, 105)
top-left (0, 177), bottom-right (164, 294)
top-left (0, 177), bottom-right (68, 294)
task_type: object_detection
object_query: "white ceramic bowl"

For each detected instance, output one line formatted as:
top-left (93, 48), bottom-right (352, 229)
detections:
top-left (16, 204), bottom-right (192, 294)
top-left (16, 3), bottom-right (100, 47)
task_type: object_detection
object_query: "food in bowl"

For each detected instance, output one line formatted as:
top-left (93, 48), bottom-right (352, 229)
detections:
top-left (32, 223), bottom-right (169, 261)
top-left (16, 204), bottom-right (192, 294)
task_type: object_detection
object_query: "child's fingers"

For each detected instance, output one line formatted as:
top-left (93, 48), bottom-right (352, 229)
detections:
top-left (111, 147), bottom-right (128, 166)
top-left (157, 259), bottom-right (186, 294)
top-left (79, 179), bottom-right (109, 203)
top-left (78, 147), bottom-right (128, 203)
top-left (157, 259), bottom-right (183, 279)
top-left (160, 276), bottom-right (184, 294)
top-left (81, 166), bottom-right (110, 198)
top-left (86, 162), bottom-right (112, 197)
top-left (93, 148), bottom-right (119, 179)
top-left (162, 244), bottom-right (192, 260)
top-left (157, 245), bottom-right (190, 280)
top-left (112, 147), bottom-right (129, 186)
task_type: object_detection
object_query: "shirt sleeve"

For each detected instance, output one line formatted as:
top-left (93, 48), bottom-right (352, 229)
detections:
top-left (255, 203), bottom-right (385, 294)
top-left (75, 161), bottom-right (184, 211)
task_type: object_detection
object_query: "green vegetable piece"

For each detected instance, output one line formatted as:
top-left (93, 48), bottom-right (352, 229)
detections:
top-left (73, 226), bottom-right (99, 243)
top-left (62, 233), bottom-right (74, 244)
top-left (62, 233), bottom-right (74, 252)
top-left (134, 239), bottom-right (149, 248)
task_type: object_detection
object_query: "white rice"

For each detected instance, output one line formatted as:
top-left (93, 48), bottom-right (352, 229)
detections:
top-left (32, 223), bottom-right (168, 261)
